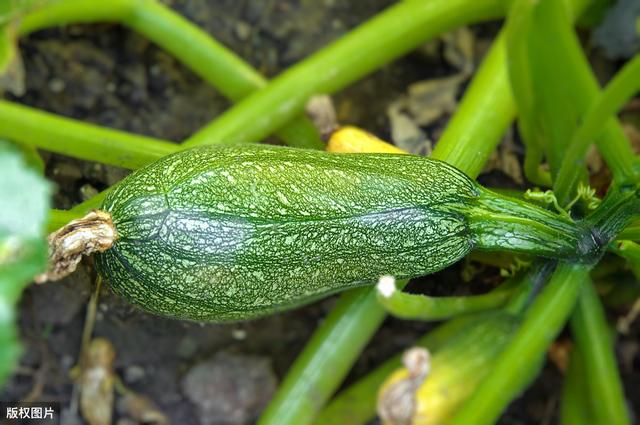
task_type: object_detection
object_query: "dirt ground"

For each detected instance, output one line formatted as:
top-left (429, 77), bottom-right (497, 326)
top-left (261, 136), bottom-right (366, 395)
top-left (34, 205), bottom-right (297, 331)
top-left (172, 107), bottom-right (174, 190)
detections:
top-left (2, 1), bottom-right (638, 424)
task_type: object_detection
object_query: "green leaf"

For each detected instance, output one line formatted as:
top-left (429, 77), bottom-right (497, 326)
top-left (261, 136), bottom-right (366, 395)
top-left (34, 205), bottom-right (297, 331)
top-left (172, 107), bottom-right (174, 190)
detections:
top-left (0, 140), bottom-right (50, 387)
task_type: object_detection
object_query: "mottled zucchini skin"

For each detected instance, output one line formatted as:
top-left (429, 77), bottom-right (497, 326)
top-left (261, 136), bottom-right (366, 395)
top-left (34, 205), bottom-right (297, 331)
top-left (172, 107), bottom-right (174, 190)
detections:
top-left (95, 145), bottom-right (479, 321)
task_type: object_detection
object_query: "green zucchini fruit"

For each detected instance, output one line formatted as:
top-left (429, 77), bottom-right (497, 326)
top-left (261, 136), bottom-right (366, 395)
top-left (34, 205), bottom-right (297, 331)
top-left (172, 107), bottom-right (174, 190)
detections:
top-left (95, 145), bottom-right (597, 321)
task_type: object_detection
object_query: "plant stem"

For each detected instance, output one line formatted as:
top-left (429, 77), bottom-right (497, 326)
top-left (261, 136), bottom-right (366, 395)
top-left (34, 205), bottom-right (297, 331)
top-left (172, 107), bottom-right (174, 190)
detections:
top-left (257, 283), bottom-right (407, 425)
top-left (431, 32), bottom-right (514, 176)
top-left (450, 263), bottom-right (588, 424)
top-left (507, 0), bottom-right (635, 197)
top-left (610, 240), bottom-right (640, 267)
top-left (618, 222), bottom-right (640, 240)
top-left (184, 0), bottom-right (509, 148)
top-left (469, 188), bottom-right (590, 261)
top-left (555, 54), bottom-right (640, 199)
top-left (259, 20), bottom-right (515, 425)
top-left (584, 185), bottom-right (640, 246)
top-left (18, 0), bottom-right (323, 150)
top-left (569, 279), bottom-right (630, 425)
top-left (560, 345), bottom-right (594, 425)
top-left (0, 100), bottom-right (177, 169)
top-left (377, 276), bottom-right (518, 321)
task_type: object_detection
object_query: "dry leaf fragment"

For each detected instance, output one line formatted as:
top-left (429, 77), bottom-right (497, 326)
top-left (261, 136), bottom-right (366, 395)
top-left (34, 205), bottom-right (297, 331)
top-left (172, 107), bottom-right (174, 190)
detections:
top-left (80, 338), bottom-right (116, 425)
top-left (118, 393), bottom-right (169, 425)
top-left (441, 26), bottom-right (475, 75)
top-left (483, 130), bottom-right (524, 184)
top-left (406, 74), bottom-right (466, 127)
top-left (305, 94), bottom-right (338, 140)
top-left (35, 210), bottom-right (116, 283)
top-left (548, 340), bottom-right (572, 373)
top-left (387, 101), bottom-right (431, 156)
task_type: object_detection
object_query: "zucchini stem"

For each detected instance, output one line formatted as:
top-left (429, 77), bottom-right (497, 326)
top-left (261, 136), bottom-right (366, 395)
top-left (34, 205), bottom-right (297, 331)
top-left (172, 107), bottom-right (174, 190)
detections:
top-left (468, 189), bottom-right (597, 262)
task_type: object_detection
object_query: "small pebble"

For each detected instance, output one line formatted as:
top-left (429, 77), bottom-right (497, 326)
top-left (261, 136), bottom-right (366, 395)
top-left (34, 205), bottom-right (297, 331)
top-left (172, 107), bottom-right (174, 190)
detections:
top-left (181, 352), bottom-right (277, 425)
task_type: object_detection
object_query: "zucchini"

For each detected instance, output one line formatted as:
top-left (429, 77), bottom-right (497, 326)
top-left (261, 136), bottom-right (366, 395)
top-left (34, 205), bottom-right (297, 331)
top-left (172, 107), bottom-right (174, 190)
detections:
top-left (95, 145), bottom-right (595, 321)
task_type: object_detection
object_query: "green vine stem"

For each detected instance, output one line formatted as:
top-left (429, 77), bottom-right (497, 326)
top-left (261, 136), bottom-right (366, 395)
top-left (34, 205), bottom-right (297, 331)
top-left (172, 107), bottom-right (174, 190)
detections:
top-left (555, 54), bottom-right (640, 200)
top-left (569, 279), bottom-right (630, 425)
top-left (0, 100), bottom-right (177, 169)
top-left (560, 345), bottom-right (594, 425)
top-left (18, 0), bottom-right (323, 150)
top-left (618, 223), bottom-right (640, 240)
top-left (450, 263), bottom-right (588, 424)
top-left (585, 185), bottom-right (640, 246)
top-left (184, 0), bottom-right (510, 148)
top-left (257, 281), bottom-right (410, 425)
top-left (259, 22), bottom-right (513, 425)
top-left (376, 275), bottom-right (518, 321)
top-left (610, 239), bottom-right (640, 275)
top-left (431, 32), bottom-right (514, 176)
top-left (469, 188), bottom-right (595, 261)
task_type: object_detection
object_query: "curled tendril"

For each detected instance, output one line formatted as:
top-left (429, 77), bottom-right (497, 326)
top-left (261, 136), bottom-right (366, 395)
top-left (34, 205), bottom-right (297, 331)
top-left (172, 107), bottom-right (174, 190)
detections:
top-left (524, 189), bottom-right (570, 217)
top-left (525, 182), bottom-right (601, 219)
top-left (500, 256), bottom-right (532, 277)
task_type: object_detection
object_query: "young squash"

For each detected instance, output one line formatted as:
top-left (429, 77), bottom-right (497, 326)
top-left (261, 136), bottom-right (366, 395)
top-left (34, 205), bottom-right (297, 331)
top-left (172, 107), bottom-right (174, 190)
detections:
top-left (95, 145), bottom-right (597, 321)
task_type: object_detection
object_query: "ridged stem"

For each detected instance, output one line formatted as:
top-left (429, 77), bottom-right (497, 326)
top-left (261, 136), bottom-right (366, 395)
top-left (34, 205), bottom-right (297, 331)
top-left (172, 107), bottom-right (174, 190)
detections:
top-left (585, 185), bottom-right (640, 246)
top-left (560, 345), bottom-right (593, 425)
top-left (569, 279), bottom-right (630, 425)
top-left (0, 100), bottom-right (177, 169)
top-left (618, 222), bottom-right (640, 240)
top-left (469, 189), bottom-right (591, 260)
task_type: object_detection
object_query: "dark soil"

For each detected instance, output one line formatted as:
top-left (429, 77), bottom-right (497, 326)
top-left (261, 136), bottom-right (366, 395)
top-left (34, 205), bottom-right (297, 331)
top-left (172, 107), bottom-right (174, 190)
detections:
top-left (2, 1), bottom-right (638, 424)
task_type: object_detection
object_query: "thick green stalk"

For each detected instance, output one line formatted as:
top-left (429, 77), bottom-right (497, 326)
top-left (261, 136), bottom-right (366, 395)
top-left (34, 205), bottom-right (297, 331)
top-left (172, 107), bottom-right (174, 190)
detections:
top-left (257, 283), bottom-right (409, 425)
top-left (19, 0), bottom-right (323, 149)
top-left (431, 33), bottom-right (514, 176)
top-left (584, 185), bottom-right (640, 245)
top-left (259, 22), bottom-right (514, 425)
top-left (611, 240), bottom-right (640, 267)
top-left (450, 263), bottom-right (588, 424)
top-left (570, 279), bottom-right (630, 425)
top-left (0, 100), bottom-right (177, 169)
top-left (618, 223), bottom-right (640, 240)
top-left (185, 0), bottom-right (509, 147)
top-left (560, 345), bottom-right (594, 425)
top-left (469, 188), bottom-right (594, 261)
top-left (555, 54), bottom-right (640, 198)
